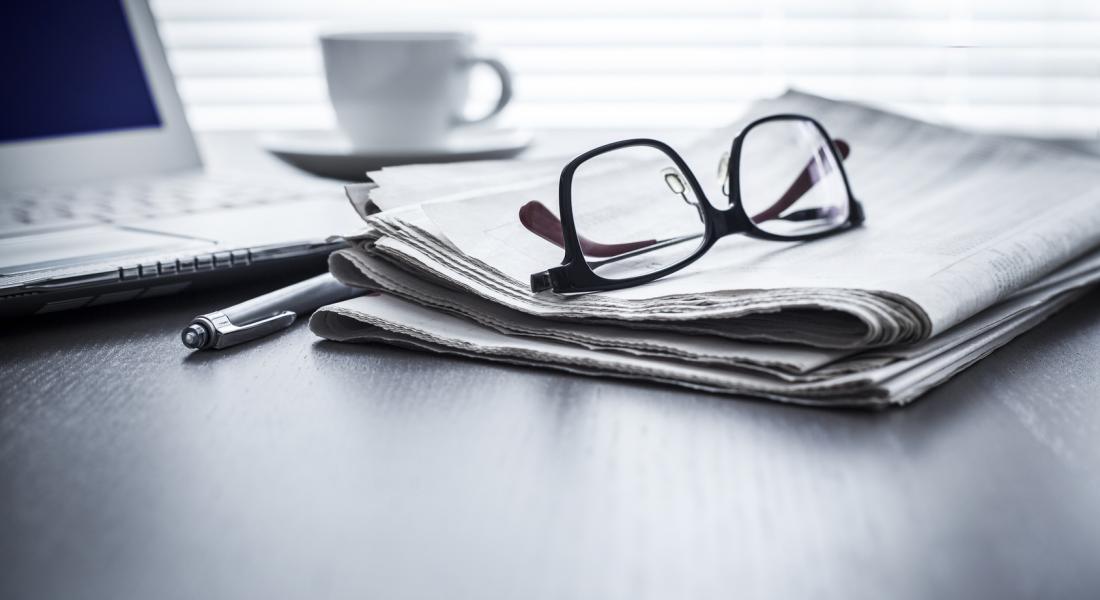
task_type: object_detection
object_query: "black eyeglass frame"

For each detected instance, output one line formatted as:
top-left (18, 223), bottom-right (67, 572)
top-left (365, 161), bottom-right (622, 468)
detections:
top-left (530, 114), bottom-right (865, 294)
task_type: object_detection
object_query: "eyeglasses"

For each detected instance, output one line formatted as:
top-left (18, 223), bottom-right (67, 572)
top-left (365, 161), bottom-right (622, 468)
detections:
top-left (524, 114), bottom-right (865, 294)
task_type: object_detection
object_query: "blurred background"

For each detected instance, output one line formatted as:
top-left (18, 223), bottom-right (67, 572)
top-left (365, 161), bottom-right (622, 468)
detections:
top-left (153, 0), bottom-right (1098, 138)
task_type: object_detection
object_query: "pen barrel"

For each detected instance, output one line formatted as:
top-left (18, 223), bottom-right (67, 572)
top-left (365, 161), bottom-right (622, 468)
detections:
top-left (223, 273), bottom-right (361, 326)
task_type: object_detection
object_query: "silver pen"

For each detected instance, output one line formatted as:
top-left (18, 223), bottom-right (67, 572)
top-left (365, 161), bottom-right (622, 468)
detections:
top-left (181, 273), bottom-right (364, 350)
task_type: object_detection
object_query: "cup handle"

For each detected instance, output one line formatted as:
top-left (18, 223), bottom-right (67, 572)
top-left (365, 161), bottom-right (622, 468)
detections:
top-left (453, 55), bottom-right (514, 126)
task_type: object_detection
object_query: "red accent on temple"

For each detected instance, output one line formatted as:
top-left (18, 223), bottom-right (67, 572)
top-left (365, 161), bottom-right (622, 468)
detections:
top-left (518, 200), bottom-right (657, 258)
top-left (750, 138), bottom-right (850, 224)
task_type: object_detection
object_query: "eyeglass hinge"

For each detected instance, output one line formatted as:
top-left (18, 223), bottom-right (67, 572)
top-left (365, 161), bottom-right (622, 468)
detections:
top-left (531, 266), bottom-right (570, 293)
top-left (850, 198), bottom-right (866, 226)
top-left (530, 270), bottom-right (554, 293)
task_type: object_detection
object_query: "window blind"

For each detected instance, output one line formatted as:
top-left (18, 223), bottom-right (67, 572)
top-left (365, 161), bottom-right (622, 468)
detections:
top-left (151, 0), bottom-right (1100, 137)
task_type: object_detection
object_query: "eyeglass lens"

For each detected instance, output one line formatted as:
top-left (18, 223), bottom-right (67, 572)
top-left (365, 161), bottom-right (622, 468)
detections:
top-left (569, 145), bottom-right (707, 280)
top-left (738, 119), bottom-right (850, 237)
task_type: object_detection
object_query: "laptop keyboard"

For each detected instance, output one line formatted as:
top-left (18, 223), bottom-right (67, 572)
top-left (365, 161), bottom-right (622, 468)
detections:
top-left (0, 175), bottom-right (331, 230)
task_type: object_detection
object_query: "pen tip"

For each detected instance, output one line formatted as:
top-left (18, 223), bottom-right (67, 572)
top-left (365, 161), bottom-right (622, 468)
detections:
top-left (182, 324), bottom-right (209, 349)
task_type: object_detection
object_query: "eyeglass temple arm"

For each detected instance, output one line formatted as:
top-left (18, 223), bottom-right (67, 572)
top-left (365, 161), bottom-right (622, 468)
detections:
top-left (519, 138), bottom-right (851, 259)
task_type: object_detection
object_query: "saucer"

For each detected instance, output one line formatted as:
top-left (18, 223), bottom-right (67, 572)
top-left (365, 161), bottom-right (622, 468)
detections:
top-left (261, 127), bottom-right (534, 181)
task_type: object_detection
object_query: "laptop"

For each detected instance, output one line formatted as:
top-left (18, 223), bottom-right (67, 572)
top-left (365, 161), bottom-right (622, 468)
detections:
top-left (0, 0), bottom-right (351, 317)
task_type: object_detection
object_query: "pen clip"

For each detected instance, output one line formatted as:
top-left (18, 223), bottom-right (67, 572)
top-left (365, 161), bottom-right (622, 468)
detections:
top-left (204, 310), bottom-right (297, 349)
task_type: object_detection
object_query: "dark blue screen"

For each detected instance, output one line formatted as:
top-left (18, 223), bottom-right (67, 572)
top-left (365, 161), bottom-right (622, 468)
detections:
top-left (0, 1), bottom-right (161, 143)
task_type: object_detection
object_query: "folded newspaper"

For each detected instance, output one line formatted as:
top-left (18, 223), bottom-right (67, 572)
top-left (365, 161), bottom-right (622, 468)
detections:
top-left (310, 91), bottom-right (1100, 407)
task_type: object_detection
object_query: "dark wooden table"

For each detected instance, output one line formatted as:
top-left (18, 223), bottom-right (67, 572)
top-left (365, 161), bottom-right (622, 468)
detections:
top-left (3, 132), bottom-right (1099, 600)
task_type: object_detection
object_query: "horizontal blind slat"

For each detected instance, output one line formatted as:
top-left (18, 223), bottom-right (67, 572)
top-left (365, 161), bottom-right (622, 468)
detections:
top-left (178, 75), bottom-right (1100, 105)
top-left (165, 47), bottom-right (1100, 78)
top-left (186, 102), bottom-right (1100, 136)
top-left (160, 18), bottom-right (1100, 49)
top-left (151, 0), bottom-right (1100, 20)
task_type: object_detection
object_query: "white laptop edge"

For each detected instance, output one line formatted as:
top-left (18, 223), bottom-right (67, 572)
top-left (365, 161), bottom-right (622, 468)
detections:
top-left (0, 0), bottom-right (201, 190)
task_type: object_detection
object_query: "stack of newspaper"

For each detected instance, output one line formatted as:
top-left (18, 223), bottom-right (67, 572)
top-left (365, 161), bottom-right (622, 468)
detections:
top-left (309, 91), bottom-right (1100, 407)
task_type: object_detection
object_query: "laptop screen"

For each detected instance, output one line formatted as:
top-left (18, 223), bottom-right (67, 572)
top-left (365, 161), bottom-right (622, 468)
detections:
top-left (0, 1), bottom-right (161, 143)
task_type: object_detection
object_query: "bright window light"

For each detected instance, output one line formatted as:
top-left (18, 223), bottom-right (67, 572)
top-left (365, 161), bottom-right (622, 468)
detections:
top-left (152, 0), bottom-right (1100, 138)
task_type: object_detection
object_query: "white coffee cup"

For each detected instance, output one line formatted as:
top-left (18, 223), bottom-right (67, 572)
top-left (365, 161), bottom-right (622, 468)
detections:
top-left (320, 31), bottom-right (514, 150)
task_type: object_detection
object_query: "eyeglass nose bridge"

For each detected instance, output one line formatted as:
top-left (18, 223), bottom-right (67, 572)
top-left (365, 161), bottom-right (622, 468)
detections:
top-left (660, 164), bottom-right (749, 236)
top-left (717, 197), bottom-right (753, 236)
top-left (714, 151), bottom-right (749, 235)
